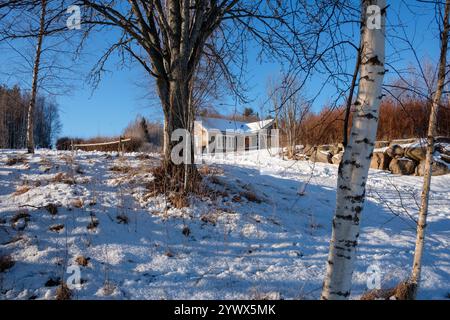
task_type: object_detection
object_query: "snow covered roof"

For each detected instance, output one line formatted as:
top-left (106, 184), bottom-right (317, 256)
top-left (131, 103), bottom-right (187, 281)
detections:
top-left (196, 117), bottom-right (275, 133)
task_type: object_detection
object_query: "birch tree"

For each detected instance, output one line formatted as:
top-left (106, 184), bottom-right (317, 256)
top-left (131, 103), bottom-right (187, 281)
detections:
top-left (410, 0), bottom-right (450, 299)
top-left (26, 0), bottom-right (47, 154)
top-left (321, 0), bottom-right (387, 300)
top-left (1, 0), bottom-right (75, 152)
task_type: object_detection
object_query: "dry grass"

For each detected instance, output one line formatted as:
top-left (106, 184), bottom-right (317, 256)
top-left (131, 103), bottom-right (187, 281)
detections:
top-left (0, 254), bottom-right (15, 272)
top-left (39, 157), bottom-right (52, 166)
top-left (168, 192), bottom-right (190, 209)
top-left (394, 281), bottom-right (416, 300)
top-left (136, 154), bottom-right (152, 160)
top-left (109, 165), bottom-right (132, 173)
top-left (249, 288), bottom-right (281, 300)
top-left (71, 198), bottom-right (84, 209)
top-left (45, 203), bottom-right (58, 215)
top-left (11, 210), bottom-right (30, 225)
top-left (75, 256), bottom-right (90, 267)
top-left (6, 155), bottom-right (26, 166)
top-left (13, 185), bottom-right (32, 196)
top-left (239, 190), bottom-right (262, 203)
top-left (52, 172), bottom-right (75, 185)
top-left (145, 164), bottom-right (226, 208)
top-left (200, 212), bottom-right (218, 226)
top-left (361, 281), bottom-right (416, 300)
top-left (59, 154), bottom-right (74, 162)
top-left (56, 283), bottom-right (72, 300)
top-left (87, 219), bottom-right (99, 231)
top-left (198, 165), bottom-right (224, 176)
top-left (102, 281), bottom-right (116, 296)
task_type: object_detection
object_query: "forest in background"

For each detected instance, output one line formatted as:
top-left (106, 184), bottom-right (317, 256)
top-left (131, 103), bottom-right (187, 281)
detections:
top-left (0, 84), bottom-right (61, 149)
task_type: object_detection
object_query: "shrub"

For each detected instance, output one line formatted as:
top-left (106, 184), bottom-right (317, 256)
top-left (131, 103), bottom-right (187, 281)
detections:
top-left (0, 254), bottom-right (15, 272)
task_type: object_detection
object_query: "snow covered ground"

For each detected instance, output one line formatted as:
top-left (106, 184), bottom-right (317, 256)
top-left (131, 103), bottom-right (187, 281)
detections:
top-left (0, 149), bottom-right (449, 300)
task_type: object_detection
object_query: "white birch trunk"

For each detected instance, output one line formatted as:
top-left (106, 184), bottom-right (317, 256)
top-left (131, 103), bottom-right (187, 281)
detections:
top-left (410, 0), bottom-right (450, 299)
top-left (26, 0), bottom-right (46, 154)
top-left (321, 0), bottom-right (386, 300)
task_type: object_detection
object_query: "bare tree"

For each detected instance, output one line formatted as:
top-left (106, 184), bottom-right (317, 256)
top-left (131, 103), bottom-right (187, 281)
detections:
top-left (1, 0), bottom-right (79, 152)
top-left (410, 0), bottom-right (450, 299)
top-left (269, 75), bottom-right (311, 158)
top-left (321, 0), bottom-right (387, 300)
top-left (79, 0), bottom-right (312, 191)
top-left (26, 0), bottom-right (47, 153)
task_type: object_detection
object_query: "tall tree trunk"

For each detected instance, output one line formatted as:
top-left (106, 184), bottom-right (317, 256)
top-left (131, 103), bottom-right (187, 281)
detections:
top-left (157, 70), bottom-right (198, 193)
top-left (410, 0), bottom-right (450, 299)
top-left (321, 0), bottom-right (386, 300)
top-left (26, 0), bottom-right (46, 154)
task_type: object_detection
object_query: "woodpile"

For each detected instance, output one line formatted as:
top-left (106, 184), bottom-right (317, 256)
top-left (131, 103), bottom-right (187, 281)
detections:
top-left (301, 137), bottom-right (450, 176)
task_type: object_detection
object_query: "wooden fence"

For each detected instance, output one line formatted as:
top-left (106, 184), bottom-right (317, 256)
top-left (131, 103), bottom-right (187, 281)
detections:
top-left (72, 137), bottom-right (132, 153)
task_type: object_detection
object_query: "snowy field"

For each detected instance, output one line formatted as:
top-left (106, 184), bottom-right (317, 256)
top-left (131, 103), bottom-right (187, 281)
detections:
top-left (0, 149), bottom-right (449, 300)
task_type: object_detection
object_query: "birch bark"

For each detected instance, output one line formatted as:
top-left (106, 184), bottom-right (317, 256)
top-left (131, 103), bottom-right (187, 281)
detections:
top-left (321, 0), bottom-right (387, 300)
top-left (26, 0), bottom-right (46, 154)
top-left (410, 0), bottom-right (450, 299)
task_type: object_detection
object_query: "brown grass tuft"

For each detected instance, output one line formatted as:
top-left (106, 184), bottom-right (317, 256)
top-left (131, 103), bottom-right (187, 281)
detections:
top-left (13, 185), bottom-right (32, 196)
top-left (393, 281), bottom-right (416, 300)
top-left (0, 254), bottom-right (15, 272)
top-left (198, 165), bottom-right (224, 176)
top-left (360, 288), bottom-right (396, 300)
top-left (6, 156), bottom-right (26, 166)
top-left (87, 219), bottom-right (99, 230)
top-left (45, 203), bottom-right (58, 215)
top-left (168, 192), bottom-right (190, 209)
top-left (200, 213), bottom-right (218, 226)
top-left (239, 191), bottom-right (262, 203)
top-left (361, 281), bottom-right (416, 300)
top-left (71, 198), bottom-right (84, 209)
top-left (75, 256), bottom-right (89, 267)
top-left (136, 154), bottom-right (151, 160)
top-left (11, 210), bottom-right (30, 225)
top-left (52, 172), bottom-right (75, 185)
top-left (56, 283), bottom-right (72, 300)
top-left (109, 165), bottom-right (132, 173)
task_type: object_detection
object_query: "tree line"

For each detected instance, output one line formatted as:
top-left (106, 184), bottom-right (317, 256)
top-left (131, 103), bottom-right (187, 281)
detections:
top-left (284, 98), bottom-right (450, 149)
top-left (0, 84), bottom-right (61, 149)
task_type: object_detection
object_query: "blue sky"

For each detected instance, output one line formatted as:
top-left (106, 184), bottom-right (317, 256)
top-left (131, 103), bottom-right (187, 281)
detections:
top-left (0, 1), bottom-right (443, 139)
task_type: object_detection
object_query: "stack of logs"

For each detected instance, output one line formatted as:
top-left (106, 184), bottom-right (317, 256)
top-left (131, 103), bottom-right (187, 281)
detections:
top-left (301, 137), bottom-right (450, 176)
